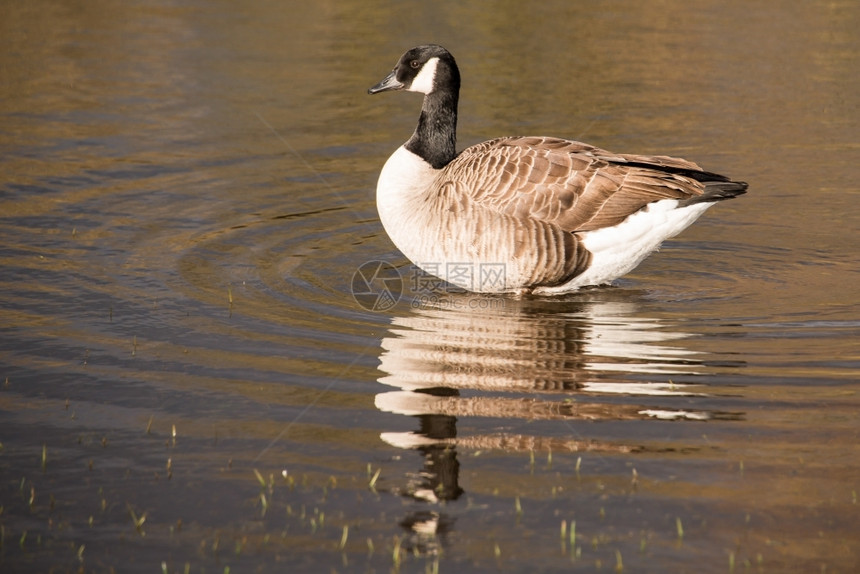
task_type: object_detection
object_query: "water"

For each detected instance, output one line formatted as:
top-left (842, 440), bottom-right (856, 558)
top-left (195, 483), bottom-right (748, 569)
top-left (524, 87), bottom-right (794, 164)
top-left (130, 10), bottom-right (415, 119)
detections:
top-left (1, 1), bottom-right (858, 572)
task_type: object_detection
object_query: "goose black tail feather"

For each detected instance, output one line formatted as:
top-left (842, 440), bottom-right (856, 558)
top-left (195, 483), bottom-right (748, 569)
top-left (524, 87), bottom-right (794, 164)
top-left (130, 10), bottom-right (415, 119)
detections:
top-left (679, 180), bottom-right (748, 207)
top-left (616, 159), bottom-right (748, 206)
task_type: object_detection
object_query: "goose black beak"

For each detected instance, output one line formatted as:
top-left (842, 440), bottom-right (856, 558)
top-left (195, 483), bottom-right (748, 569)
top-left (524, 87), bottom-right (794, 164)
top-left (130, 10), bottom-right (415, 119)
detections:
top-left (368, 70), bottom-right (404, 94)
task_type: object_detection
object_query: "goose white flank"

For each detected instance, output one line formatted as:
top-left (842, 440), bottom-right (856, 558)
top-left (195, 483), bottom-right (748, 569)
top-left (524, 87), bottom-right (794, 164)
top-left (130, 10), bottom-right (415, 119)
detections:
top-left (368, 44), bottom-right (748, 294)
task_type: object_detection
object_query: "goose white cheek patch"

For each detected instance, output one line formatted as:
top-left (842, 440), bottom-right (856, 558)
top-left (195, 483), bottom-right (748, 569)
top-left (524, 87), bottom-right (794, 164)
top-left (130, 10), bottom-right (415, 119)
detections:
top-left (408, 57), bottom-right (439, 94)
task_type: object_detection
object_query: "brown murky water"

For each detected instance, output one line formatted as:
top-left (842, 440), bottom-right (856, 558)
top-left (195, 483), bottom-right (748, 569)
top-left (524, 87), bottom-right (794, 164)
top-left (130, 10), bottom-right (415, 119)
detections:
top-left (1, 1), bottom-right (858, 572)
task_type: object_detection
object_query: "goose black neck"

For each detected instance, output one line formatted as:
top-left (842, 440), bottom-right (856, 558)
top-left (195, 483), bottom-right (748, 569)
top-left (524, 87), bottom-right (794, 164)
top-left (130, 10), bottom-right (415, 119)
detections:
top-left (406, 82), bottom-right (459, 170)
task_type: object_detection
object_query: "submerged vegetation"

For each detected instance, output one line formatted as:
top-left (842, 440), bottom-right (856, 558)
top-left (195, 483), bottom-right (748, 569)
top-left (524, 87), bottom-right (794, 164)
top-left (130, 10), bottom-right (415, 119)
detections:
top-left (6, 410), bottom-right (848, 573)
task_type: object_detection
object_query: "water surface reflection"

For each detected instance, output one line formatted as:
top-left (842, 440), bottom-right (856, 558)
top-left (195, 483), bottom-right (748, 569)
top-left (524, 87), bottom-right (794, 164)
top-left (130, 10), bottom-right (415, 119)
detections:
top-left (375, 292), bottom-right (746, 546)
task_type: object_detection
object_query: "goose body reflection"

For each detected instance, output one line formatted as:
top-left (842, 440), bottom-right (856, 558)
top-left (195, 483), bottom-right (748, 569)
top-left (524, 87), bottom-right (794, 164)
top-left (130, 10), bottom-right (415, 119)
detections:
top-left (375, 293), bottom-right (743, 454)
top-left (375, 293), bottom-right (745, 548)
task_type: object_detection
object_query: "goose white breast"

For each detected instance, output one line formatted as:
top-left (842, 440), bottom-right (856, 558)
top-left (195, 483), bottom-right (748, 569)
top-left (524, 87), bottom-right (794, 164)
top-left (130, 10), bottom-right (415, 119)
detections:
top-left (368, 44), bottom-right (747, 294)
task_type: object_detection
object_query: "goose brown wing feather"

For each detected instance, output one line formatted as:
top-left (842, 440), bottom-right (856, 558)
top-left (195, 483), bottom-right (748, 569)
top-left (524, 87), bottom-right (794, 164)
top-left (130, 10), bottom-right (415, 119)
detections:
top-left (436, 136), bottom-right (713, 232)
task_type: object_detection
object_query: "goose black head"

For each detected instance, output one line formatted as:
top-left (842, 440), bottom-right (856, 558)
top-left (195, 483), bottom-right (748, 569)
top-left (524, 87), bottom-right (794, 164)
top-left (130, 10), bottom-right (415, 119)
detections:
top-left (368, 44), bottom-right (460, 96)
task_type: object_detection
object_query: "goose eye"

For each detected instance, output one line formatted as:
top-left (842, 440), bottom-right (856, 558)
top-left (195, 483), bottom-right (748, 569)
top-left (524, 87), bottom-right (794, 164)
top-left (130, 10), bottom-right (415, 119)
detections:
top-left (409, 60), bottom-right (421, 69)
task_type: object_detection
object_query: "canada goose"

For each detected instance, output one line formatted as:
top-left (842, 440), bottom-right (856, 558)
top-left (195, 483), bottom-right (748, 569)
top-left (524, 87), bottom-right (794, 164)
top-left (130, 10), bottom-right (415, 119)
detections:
top-left (368, 45), bottom-right (747, 294)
